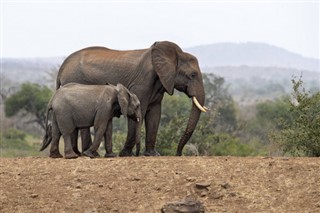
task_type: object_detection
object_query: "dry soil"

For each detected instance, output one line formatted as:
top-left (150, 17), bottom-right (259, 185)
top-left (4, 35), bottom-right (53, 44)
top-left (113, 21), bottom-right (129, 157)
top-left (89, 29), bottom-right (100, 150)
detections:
top-left (0, 156), bottom-right (319, 212)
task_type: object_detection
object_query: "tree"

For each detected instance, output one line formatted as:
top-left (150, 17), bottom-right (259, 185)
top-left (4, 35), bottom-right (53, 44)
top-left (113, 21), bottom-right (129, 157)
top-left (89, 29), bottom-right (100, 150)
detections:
top-left (156, 73), bottom-right (243, 156)
top-left (270, 77), bottom-right (320, 156)
top-left (244, 97), bottom-right (292, 145)
top-left (4, 83), bottom-right (52, 130)
top-left (202, 73), bottom-right (237, 133)
top-left (156, 93), bottom-right (190, 155)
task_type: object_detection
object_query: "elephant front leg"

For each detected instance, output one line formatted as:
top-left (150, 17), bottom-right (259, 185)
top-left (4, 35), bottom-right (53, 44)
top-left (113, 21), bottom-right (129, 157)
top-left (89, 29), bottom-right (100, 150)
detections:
top-left (104, 120), bottom-right (116, 158)
top-left (80, 128), bottom-right (99, 157)
top-left (119, 119), bottom-right (137, 157)
top-left (83, 125), bottom-right (106, 158)
top-left (143, 104), bottom-right (161, 156)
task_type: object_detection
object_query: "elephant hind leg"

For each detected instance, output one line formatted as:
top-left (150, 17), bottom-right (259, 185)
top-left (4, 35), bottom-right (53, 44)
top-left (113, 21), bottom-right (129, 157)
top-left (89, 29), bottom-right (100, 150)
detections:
top-left (104, 120), bottom-right (116, 158)
top-left (49, 119), bottom-right (63, 158)
top-left (63, 133), bottom-right (79, 159)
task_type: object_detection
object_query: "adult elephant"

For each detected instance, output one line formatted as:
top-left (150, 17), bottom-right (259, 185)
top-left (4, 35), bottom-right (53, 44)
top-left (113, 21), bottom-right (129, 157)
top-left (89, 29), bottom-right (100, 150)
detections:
top-left (56, 41), bottom-right (207, 156)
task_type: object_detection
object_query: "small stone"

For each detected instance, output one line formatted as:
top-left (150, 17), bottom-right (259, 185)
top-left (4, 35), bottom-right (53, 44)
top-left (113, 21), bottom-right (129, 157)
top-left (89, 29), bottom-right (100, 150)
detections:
top-left (98, 184), bottom-right (103, 188)
top-left (30, 194), bottom-right (38, 198)
top-left (228, 192), bottom-right (237, 197)
top-left (200, 191), bottom-right (208, 197)
top-left (186, 177), bottom-right (196, 182)
top-left (132, 177), bottom-right (141, 181)
top-left (108, 183), bottom-right (114, 190)
top-left (195, 181), bottom-right (211, 189)
top-left (212, 193), bottom-right (223, 200)
top-left (75, 184), bottom-right (81, 189)
top-left (161, 198), bottom-right (205, 213)
top-left (220, 183), bottom-right (231, 189)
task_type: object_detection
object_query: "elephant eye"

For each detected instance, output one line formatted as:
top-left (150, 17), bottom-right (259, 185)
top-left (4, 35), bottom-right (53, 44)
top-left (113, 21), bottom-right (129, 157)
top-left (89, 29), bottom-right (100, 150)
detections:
top-left (190, 72), bottom-right (196, 78)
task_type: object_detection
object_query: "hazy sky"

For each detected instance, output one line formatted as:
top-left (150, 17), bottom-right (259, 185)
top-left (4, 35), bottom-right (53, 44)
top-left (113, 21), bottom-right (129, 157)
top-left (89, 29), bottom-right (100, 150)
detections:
top-left (1, 1), bottom-right (319, 58)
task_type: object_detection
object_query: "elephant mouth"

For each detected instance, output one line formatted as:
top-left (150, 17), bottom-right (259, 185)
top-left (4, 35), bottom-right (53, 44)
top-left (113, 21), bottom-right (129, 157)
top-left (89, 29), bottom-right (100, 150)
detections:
top-left (192, 96), bottom-right (208, 113)
top-left (129, 115), bottom-right (140, 123)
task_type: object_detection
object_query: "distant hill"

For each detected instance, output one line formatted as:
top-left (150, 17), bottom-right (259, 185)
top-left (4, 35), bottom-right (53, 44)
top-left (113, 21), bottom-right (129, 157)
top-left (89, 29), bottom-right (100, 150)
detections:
top-left (203, 65), bottom-right (320, 104)
top-left (1, 57), bottom-right (63, 84)
top-left (186, 42), bottom-right (319, 72)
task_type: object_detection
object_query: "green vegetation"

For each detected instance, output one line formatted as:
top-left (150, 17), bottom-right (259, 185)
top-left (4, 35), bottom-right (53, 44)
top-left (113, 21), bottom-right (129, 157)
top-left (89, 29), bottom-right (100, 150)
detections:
top-left (1, 75), bottom-right (319, 157)
top-left (0, 128), bottom-right (42, 157)
top-left (270, 77), bottom-right (320, 156)
top-left (4, 83), bottom-right (52, 130)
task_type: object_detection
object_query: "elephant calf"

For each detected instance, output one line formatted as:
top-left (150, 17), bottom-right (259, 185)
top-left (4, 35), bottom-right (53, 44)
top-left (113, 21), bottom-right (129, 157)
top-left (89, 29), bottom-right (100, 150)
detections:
top-left (40, 83), bottom-right (141, 159)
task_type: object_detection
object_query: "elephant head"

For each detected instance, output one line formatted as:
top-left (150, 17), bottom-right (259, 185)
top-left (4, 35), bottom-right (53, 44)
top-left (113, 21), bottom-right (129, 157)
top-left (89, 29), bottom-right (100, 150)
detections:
top-left (151, 41), bottom-right (207, 156)
top-left (116, 83), bottom-right (142, 122)
top-left (116, 83), bottom-right (142, 155)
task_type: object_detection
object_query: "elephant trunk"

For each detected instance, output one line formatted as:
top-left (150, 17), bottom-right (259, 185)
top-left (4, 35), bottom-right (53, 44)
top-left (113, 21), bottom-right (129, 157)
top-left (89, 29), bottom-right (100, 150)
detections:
top-left (176, 90), bottom-right (205, 156)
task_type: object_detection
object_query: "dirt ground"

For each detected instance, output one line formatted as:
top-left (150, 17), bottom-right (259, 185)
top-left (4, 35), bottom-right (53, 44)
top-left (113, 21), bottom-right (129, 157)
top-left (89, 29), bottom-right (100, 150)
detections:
top-left (0, 156), bottom-right (319, 213)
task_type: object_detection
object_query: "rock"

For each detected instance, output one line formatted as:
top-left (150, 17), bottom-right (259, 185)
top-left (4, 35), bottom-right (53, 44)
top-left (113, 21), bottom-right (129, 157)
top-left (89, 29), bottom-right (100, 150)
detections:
top-left (30, 194), bottom-right (38, 198)
top-left (195, 181), bottom-right (211, 189)
top-left (220, 182), bottom-right (231, 189)
top-left (161, 197), bottom-right (205, 213)
top-left (132, 177), bottom-right (141, 181)
top-left (186, 177), bottom-right (196, 182)
top-left (200, 191), bottom-right (208, 197)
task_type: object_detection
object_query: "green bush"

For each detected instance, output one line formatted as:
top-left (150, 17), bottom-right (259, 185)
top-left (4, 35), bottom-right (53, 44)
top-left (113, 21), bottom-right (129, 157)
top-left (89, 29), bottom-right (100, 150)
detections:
top-left (209, 134), bottom-right (258, 156)
top-left (0, 129), bottom-right (40, 157)
top-left (270, 77), bottom-right (320, 156)
top-left (3, 128), bottom-right (26, 141)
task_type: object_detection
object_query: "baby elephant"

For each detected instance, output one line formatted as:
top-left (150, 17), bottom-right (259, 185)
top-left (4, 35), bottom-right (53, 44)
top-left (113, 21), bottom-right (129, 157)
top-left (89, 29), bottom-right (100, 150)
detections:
top-left (40, 83), bottom-right (141, 159)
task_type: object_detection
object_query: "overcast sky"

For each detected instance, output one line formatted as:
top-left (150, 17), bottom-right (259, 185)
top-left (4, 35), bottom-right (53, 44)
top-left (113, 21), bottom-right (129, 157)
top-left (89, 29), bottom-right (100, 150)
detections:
top-left (1, 1), bottom-right (319, 58)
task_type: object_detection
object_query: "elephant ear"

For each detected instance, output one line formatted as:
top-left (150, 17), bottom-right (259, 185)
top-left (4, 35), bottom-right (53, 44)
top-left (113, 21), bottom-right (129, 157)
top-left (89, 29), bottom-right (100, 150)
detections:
top-left (116, 83), bottom-right (129, 117)
top-left (151, 41), bottom-right (181, 95)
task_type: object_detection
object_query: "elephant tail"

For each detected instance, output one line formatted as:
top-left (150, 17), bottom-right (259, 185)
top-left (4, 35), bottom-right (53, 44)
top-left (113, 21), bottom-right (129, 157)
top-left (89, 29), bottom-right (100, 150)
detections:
top-left (40, 106), bottom-right (53, 151)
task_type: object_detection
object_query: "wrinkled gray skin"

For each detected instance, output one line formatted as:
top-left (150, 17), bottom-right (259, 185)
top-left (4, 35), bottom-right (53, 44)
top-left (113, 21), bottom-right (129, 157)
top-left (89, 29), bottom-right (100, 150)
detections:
top-left (56, 41), bottom-right (206, 156)
top-left (40, 83), bottom-right (141, 159)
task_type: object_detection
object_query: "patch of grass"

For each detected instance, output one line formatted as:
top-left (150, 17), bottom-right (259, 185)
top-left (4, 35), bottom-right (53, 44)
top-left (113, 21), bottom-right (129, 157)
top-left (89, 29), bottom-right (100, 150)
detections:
top-left (0, 128), bottom-right (44, 157)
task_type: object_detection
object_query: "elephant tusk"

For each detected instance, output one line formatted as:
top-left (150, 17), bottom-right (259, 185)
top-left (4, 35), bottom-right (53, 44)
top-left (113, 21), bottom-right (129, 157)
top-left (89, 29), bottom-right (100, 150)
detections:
top-left (137, 118), bottom-right (140, 123)
top-left (204, 106), bottom-right (210, 111)
top-left (192, 97), bottom-right (207, 113)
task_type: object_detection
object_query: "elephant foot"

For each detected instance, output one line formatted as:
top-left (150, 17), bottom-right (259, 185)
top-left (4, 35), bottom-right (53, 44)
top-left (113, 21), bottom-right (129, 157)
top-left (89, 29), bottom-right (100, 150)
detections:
top-left (83, 150), bottom-right (96, 158)
top-left (119, 149), bottom-right (134, 157)
top-left (143, 149), bottom-right (161, 156)
top-left (81, 150), bottom-right (100, 157)
top-left (65, 152), bottom-right (79, 159)
top-left (93, 151), bottom-right (100, 158)
top-left (104, 152), bottom-right (117, 158)
top-left (73, 149), bottom-right (81, 156)
top-left (49, 152), bottom-right (63, 158)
